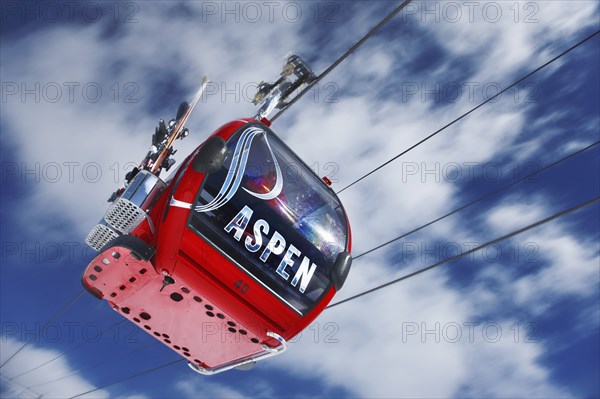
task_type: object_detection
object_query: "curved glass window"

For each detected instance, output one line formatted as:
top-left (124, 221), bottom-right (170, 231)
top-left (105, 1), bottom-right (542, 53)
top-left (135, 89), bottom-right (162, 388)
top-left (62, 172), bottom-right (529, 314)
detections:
top-left (188, 123), bottom-right (348, 315)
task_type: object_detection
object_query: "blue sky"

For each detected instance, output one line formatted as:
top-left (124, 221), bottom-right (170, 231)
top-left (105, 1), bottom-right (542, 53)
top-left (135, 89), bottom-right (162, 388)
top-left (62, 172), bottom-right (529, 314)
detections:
top-left (1, 1), bottom-right (599, 398)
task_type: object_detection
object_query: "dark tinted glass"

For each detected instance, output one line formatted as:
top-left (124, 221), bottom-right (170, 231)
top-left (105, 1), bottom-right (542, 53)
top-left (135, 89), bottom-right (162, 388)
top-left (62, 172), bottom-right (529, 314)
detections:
top-left (188, 123), bottom-right (348, 315)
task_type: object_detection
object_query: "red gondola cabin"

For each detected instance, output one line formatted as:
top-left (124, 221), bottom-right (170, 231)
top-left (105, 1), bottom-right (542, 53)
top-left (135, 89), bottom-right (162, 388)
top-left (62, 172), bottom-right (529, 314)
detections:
top-left (82, 115), bottom-right (352, 373)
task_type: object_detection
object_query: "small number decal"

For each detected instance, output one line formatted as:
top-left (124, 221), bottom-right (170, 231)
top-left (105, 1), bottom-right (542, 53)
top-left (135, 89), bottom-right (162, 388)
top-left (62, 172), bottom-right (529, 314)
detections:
top-left (234, 279), bottom-right (249, 294)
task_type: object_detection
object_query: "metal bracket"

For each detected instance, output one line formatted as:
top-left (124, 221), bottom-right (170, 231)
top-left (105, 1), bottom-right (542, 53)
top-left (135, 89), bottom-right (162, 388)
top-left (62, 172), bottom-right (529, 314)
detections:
top-left (253, 54), bottom-right (316, 120)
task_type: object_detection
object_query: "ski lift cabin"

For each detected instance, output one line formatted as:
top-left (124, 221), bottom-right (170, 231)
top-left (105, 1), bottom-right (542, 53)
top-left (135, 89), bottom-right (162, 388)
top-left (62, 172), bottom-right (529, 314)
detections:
top-left (82, 56), bottom-right (353, 374)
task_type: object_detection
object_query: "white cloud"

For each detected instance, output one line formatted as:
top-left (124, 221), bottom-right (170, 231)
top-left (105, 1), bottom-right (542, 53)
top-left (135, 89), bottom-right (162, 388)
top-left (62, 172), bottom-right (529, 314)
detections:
top-left (269, 269), bottom-right (570, 398)
top-left (175, 378), bottom-right (248, 399)
top-left (457, 322), bottom-right (571, 398)
top-left (0, 338), bottom-right (109, 399)
top-left (486, 196), bottom-right (547, 233)
top-left (175, 376), bottom-right (277, 399)
top-left (267, 271), bottom-right (469, 397)
top-left (487, 199), bottom-right (600, 313)
top-left (424, 1), bottom-right (599, 82)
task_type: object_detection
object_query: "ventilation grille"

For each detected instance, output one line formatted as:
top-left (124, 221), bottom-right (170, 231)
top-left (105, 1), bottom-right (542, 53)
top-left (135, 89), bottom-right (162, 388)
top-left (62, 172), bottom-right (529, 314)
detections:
top-left (104, 198), bottom-right (146, 233)
top-left (85, 224), bottom-right (119, 251)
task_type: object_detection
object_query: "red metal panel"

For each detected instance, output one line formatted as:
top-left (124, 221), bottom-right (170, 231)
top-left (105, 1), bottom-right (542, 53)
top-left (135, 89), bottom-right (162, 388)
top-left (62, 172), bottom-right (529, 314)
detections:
top-left (82, 245), bottom-right (275, 369)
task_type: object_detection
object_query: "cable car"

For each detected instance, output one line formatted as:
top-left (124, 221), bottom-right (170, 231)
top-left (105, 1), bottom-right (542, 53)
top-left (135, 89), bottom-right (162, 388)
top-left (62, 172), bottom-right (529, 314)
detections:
top-left (81, 55), bottom-right (353, 374)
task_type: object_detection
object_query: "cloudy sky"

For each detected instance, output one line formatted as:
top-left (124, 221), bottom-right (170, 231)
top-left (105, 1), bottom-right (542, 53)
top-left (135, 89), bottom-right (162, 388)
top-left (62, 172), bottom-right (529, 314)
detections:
top-left (1, 1), bottom-right (599, 398)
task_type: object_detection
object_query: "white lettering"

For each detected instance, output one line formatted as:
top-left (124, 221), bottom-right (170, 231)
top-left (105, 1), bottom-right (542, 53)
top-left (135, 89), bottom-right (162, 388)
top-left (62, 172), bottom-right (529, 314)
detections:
top-left (259, 231), bottom-right (286, 262)
top-left (224, 205), bottom-right (253, 241)
top-left (224, 205), bottom-right (317, 293)
top-left (276, 244), bottom-right (301, 280)
top-left (245, 218), bottom-right (269, 252)
top-left (291, 257), bottom-right (317, 293)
